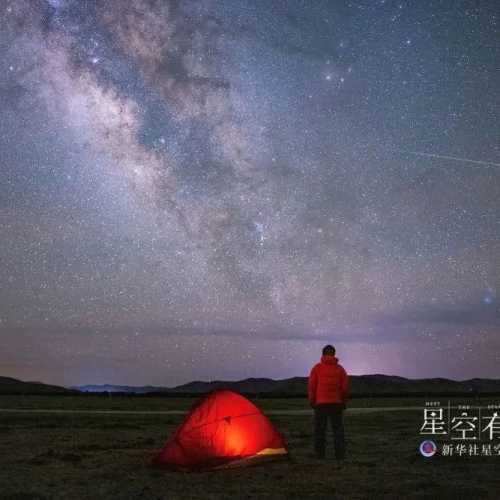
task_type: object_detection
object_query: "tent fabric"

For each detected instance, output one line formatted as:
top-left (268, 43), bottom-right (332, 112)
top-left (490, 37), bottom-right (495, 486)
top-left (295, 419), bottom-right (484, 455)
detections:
top-left (153, 389), bottom-right (288, 471)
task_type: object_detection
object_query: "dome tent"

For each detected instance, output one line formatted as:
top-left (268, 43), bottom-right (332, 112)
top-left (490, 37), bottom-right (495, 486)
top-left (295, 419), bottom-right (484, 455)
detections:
top-left (153, 389), bottom-right (288, 471)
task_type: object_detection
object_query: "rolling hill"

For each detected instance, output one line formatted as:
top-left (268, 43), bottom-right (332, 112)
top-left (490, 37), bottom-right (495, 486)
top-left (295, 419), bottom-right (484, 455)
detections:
top-left (4, 374), bottom-right (500, 396)
top-left (0, 376), bottom-right (78, 395)
top-left (75, 374), bottom-right (500, 396)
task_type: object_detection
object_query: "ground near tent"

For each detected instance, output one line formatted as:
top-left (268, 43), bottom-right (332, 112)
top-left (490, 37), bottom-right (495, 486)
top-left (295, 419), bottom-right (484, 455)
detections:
top-left (0, 396), bottom-right (498, 499)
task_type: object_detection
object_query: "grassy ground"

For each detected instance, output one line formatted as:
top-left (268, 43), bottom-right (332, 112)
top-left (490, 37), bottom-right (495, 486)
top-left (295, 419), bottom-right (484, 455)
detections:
top-left (1, 394), bottom-right (496, 411)
top-left (1, 396), bottom-right (499, 499)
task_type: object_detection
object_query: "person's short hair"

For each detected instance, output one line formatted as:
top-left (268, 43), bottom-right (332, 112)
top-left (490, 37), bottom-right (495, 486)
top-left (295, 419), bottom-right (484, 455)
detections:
top-left (322, 344), bottom-right (335, 356)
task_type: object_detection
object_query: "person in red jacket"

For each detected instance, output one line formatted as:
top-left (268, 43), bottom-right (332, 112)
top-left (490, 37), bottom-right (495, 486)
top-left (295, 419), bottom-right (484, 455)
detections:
top-left (308, 345), bottom-right (349, 461)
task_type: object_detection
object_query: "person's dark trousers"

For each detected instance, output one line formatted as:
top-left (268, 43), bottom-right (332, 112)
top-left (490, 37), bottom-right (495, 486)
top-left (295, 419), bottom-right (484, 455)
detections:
top-left (314, 403), bottom-right (346, 459)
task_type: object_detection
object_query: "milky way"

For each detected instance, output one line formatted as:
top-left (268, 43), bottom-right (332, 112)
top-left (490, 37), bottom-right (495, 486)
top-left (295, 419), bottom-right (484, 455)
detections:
top-left (1, 0), bottom-right (499, 386)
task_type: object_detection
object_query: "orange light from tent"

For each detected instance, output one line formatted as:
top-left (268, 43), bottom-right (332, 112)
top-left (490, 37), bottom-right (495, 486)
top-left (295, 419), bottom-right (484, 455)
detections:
top-left (224, 422), bottom-right (247, 456)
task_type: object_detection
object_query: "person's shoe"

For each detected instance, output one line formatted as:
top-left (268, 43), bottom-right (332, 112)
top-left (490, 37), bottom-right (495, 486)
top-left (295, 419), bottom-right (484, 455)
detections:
top-left (335, 458), bottom-right (346, 469)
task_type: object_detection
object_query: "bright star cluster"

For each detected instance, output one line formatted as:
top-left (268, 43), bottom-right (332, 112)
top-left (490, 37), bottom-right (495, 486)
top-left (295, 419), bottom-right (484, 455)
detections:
top-left (1, 0), bottom-right (499, 386)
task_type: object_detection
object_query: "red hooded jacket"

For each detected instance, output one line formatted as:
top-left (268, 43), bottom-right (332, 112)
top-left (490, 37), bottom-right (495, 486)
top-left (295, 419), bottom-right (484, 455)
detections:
top-left (308, 355), bottom-right (349, 405)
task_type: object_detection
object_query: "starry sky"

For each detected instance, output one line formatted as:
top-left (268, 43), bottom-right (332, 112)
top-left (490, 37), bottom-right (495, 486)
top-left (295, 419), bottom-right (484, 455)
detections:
top-left (1, 0), bottom-right (499, 387)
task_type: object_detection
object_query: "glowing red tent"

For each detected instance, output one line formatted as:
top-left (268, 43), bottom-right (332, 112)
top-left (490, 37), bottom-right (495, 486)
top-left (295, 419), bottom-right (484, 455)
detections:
top-left (153, 389), bottom-right (288, 471)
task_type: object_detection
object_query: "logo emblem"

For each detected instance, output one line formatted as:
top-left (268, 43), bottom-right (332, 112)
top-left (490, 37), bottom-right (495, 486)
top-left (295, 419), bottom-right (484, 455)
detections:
top-left (420, 440), bottom-right (437, 457)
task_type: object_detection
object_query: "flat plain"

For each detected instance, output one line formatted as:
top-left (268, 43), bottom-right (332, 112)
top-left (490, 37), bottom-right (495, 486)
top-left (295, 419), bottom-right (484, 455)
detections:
top-left (1, 396), bottom-right (499, 499)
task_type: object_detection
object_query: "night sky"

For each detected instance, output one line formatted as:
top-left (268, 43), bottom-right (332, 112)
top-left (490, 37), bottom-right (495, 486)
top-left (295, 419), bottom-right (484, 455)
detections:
top-left (1, 0), bottom-right (499, 387)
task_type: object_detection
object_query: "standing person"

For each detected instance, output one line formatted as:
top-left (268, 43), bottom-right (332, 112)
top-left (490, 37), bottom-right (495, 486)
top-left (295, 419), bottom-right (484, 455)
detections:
top-left (308, 345), bottom-right (349, 463)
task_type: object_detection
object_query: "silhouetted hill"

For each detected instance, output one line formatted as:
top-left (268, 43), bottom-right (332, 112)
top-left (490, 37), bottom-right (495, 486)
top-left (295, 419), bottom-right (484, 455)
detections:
top-left (75, 375), bottom-right (500, 396)
top-left (73, 384), bottom-right (166, 394)
top-left (0, 376), bottom-right (78, 395)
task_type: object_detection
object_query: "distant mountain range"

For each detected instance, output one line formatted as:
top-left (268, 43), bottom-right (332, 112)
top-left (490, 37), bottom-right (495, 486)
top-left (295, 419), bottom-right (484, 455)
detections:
top-left (0, 376), bottom-right (77, 395)
top-left (74, 375), bottom-right (500, 396)
top-left (2, 374), bottom-right (500, 396)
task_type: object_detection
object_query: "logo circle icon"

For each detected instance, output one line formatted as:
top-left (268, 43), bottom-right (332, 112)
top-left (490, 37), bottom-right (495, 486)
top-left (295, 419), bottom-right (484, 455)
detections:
top-left (420, 440), bottom-right (437, 457)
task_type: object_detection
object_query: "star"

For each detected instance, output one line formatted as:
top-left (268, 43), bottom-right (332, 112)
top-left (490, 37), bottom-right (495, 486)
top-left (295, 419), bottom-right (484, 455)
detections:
top-left (483, 294), bottom-right (494, 305)
top-left (0, 0), bottom-right (497, 387)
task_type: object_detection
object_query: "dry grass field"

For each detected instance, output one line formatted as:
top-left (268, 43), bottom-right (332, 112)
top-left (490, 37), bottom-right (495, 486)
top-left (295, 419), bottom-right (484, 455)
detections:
top-left (1, 396), bottom-right (499, 499)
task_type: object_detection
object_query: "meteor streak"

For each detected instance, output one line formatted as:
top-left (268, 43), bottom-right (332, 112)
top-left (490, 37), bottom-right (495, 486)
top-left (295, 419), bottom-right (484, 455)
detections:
top-left (398, 150), bottom-right (500, 168)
